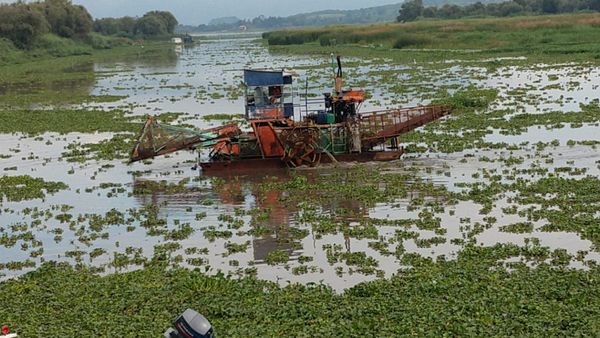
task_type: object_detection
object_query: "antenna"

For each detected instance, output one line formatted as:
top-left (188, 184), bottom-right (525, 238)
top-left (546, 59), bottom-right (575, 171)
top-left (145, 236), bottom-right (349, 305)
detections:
top-left (335, 55), bottom-right (343, 94)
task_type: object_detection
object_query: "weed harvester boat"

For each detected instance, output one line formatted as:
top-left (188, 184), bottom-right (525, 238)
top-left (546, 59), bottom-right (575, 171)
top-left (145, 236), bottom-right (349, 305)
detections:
top-left (130, 56), bottom-right (451, 172)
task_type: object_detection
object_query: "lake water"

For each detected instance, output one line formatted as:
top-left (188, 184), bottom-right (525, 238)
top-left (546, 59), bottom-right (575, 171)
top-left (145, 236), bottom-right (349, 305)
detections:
top-left (2, 36), bottom-right (600, 291)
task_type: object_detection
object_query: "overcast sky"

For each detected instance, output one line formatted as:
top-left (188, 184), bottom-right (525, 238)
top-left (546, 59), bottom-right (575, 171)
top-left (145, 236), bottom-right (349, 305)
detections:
top-left (0, 0), bottom-right (402, 25)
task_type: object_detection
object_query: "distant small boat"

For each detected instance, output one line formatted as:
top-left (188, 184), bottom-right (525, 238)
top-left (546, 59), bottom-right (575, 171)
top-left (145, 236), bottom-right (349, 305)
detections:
top-left (171, 37), bottom-right (183, 44)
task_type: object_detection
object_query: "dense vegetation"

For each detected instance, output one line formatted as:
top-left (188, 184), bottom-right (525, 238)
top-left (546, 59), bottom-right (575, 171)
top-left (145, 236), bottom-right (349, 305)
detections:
top-left (0, 0), bottom-right (177, 60)
top-left (0, 0), bottom-right (92, 48)
top-left (264, 12), bottom-right (600, 61)
top-left (0, 109), bottom-right (141, 135)
top-left (398, 0), bottom-right (600, 21)
top-left (0, 175), bottom-right (67, 202)
top-left (93, 11), bottom-right (178, 38)
top-left (1, 244), bottom-right (599, 336)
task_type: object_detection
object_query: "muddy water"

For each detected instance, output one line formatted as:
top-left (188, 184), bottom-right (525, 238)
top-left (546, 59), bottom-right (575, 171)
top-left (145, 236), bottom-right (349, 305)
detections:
top-left (2, 36), bottom-right (600, 291)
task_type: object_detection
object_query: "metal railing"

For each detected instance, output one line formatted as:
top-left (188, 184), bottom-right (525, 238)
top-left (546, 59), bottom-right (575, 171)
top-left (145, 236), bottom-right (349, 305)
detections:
top-left (359, 105), bottom-right (451, 150)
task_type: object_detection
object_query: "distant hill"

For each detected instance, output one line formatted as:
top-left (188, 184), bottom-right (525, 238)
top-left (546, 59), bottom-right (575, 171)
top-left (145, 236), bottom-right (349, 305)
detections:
top-left (426, 0), bottom-right (499, 5)
top-left (281, 3), bottom-right (403, 26)
top-left (176, 1), bottom-right (501, 33)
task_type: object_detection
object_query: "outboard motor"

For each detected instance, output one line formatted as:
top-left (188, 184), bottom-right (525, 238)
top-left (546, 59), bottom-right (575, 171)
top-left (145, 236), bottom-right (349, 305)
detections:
top-left (164, 309), bottom-right (215, 338)
top-left (0, 324), bottom-right (17, 338)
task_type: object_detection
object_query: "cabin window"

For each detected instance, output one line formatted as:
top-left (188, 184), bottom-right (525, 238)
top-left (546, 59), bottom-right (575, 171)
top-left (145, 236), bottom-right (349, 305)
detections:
top-left (253, 87), bottom-right (269, 106)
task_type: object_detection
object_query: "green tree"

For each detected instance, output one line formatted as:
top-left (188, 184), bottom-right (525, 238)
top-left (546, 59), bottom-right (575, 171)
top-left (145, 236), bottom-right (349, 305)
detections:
top-left (134, 14), bottom-right (167, 36)
top-left (542, 0), bottom-right (560, 13)
top-left (69, 4), bottom-right (93, 35)
top-left (145, 11), bottom-right (178, 34)
top-left (498, 1), bottom-right (524, 16)
top-left (117, 17), bottom-right (136, 36)
top-left (94, 18), bottom-right (120, 36)
top-left (32, 0), bottom-right (92, 38)
top-left (397, 0), bottom-right (423, 22)
top-left (590, 0), bottom-right (600, 11)
top-left (422, 6), bottom-right (438, 17)
top-left (0, 3), bottom-right (49, 48)
top-left (438, 4), bottom-right (463, 19)
top-left (94, 16), bottom-right (137, 37)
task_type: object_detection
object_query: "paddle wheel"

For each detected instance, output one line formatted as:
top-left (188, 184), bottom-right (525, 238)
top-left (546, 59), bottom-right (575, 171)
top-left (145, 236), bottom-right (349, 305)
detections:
top-left (280, 127), bottom-right (322, 167)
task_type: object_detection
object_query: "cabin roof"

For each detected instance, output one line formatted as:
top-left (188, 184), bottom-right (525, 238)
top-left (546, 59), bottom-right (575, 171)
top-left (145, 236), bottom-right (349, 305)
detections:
top-left (243, 69), bottom-right (294, 86)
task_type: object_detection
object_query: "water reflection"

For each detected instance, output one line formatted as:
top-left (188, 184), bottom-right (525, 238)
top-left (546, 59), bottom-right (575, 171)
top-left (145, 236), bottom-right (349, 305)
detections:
top-left (95, 45), bottom-right (179, 70)
top-left (0, 64), bottom-right (95, 103)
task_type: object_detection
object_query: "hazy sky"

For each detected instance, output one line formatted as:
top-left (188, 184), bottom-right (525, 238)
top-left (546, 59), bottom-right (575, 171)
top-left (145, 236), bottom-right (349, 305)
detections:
top-left (0, 0), bottom-right (402, 25)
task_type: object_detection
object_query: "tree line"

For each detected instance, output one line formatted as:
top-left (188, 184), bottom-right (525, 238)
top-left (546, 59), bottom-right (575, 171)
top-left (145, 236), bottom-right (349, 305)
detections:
top-left (0, 0), bottom-right (177, 50)
top-left (0, 0), bottom-right (91, 48)
top-left (398, 0), bottom-right (600, 22)
top-left (93, 11), bottom-right (177, 38)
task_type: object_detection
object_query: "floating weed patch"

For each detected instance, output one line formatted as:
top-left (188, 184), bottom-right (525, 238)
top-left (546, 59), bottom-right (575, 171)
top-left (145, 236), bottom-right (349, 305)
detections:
top-left (405, 97), bottom-right (600, 153)
top-left (203, 227), bottom-right (233, 242)
top-left (259, 166), bottom-right (451, 209)
top-left (164, 223), bottom-right (194, 241)
top-left (458, 175), bottom-right (600, 247)
top-left (4, 243), bottom-right (600, 336)
top-left (224, 241), bottom-right (250, 256)
top-left (265, 249), bottom-right (289, 265)
top-left (324, 244), bottom-right (381, 276)
top-left (62, 133), bottom-right (135, 162)
top-left (0, 109), bottom-right (138, 135)
top-left (434, 86), bottom-right (498, 110)
top-left (514, 177), bottom-right (600, 247)
top-left (0, 110), bottom-right (181, 135)
top-left (0, 175), bottom-right (67, 202)
top-left (500, 222), bottom-right (534, 234)
top-left (202, 113), bottom-right (245, 121)
top-left (133, 178), bottom-right (200, 195)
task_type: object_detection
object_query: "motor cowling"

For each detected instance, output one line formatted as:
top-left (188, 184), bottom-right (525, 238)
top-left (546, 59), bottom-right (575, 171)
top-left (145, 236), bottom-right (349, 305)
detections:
top-left (164, 309), bottom-right (215, 338)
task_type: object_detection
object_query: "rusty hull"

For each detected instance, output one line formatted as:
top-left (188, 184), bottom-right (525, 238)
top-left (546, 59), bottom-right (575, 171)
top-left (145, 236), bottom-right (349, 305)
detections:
top-left (199, 149), bottom-right (404, 174)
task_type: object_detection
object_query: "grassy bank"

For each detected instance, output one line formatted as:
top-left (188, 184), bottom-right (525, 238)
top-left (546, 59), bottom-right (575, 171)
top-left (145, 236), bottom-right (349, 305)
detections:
top-left (0, 32), bottom-right (132, 66)
top-left (0, 35), bottom-right (173, 85)
top-left (264, 13), bottom-right (600, 62)
top-left (0, 35), bottom-right (175, 107)
top-left (0, 243), bottom-right (598, 337)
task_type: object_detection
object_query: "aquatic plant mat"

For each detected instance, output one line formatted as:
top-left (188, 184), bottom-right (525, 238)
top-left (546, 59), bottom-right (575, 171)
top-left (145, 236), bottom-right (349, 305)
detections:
top-left (1, 252), bottom-right (598, 336)
top-left (4, 26), bottom-right (600, 337)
